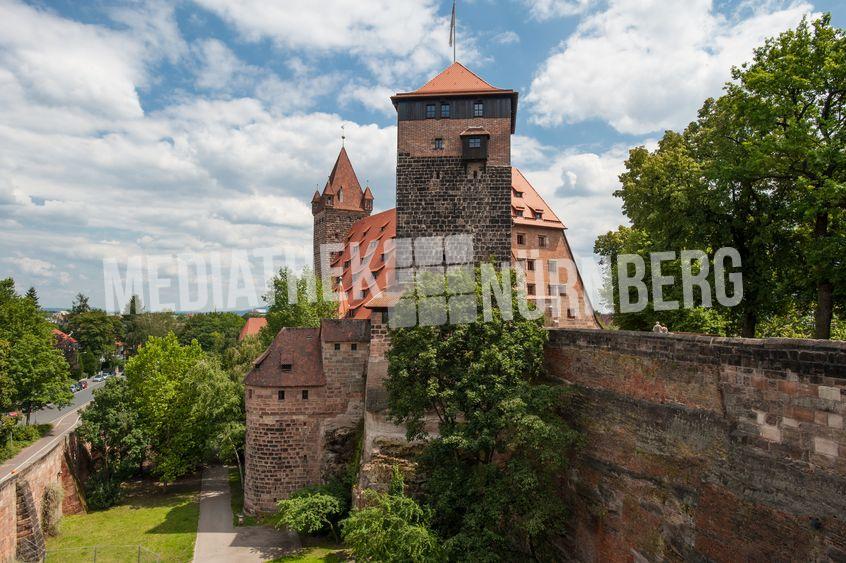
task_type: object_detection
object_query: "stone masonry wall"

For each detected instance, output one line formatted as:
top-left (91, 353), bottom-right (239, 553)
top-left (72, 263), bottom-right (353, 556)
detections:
top-left (244, 341), bottom-right (369, 514)
top-left (396, 155), bottom-right (511, 264)
top-left (544, 329), bottom-right (846, 562)
top-left (0, 434), bottom-right (86, 563)
top-left (313, 208), bottom-right (369, 280)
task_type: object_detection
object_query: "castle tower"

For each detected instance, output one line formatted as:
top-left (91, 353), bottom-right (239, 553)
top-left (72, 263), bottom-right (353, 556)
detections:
top-left (391, 62), bottom-right (517, 263)
top-left (312, 147), bottom-right (373, 280)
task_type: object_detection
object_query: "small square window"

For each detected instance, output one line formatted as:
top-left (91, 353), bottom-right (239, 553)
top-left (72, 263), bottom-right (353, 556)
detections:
top-left (473, 101), bottom-right (484, 117)
top-left (334, 343), bottom-right (340, 351)
top-left (534, 211), bottom-right (543, 220)
top-left (302, 389), bottom-right (309, 400)
top-left (538, 235), bottom-right (548, 248)
top-left (281, 363), bottom-right (292, 372)
top-left (516, 233), bottom-right (525, 245)
top-left (527, 283), bottom-right (536, 296)
top-left (433, 138), bottom-right (444, 150)
top-left (527, 260), bottom-right (535, 272)
top-left (548, 259), bottom-right (557, 273)
top-left (277, 389), bottom-right (285, 400)
top-left (514, 190), bottom-right (523, 198)
top-left (441, 103), bottom-right (450, 118)
top-left (326, 196), bottom-right (333, 205)
top-left (351, 343), bottom-right (358, 351)
top-left (567, 309), bottom-right (576, 319)
top-left (426, 104), bottom-right (436, 118)
top-left (468, 137), bottom-right (481, 149)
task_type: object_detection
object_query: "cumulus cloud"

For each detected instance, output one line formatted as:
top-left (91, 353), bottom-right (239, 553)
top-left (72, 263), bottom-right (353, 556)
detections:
top-left (492, 31), bottom-right (520, 45)
top-left (525, 0), bottom-right (813, 134)
top-left (523, 0), bottom-right (596, 20)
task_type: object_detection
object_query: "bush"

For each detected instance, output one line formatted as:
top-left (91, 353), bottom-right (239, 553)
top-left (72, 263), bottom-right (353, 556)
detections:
top-left (85, 473), bottom-right (122, 510)
top-left (342, 489), bottom-right (442, 563)
top-left (13, 424), bottom-right (42, 442)
top-left (42, 483), bottom-right (64, 536)
top-left (276, 487), bottom-right (344, 540)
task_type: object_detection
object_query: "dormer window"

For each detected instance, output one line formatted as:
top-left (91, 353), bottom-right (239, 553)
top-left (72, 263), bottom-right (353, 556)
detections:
top-left (534, 211), bottom-right (543, 220)
top-left (433, 138), bottom-right (444, 150)
top-left (326, 196), bottom-right (333, 205)
top-left (426, 104), bottom-right (436, 118)
top-left (513, 190), bottom-right (523, 198)
top-left (473, 101), bottom-right (484, 117)
top-left (441, 103), bottom-right (450, 118)
top-left (468, 137), bottom-right (481, 149)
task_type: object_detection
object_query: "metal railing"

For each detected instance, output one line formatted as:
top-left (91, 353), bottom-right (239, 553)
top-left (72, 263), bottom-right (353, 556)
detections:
top-left (43, 544), bottom-right (162, 562)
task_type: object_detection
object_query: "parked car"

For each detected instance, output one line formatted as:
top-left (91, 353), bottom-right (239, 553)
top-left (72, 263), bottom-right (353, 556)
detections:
top-left (92, 373), bottom-right (106, 382)
top-left (80, 380), bottom-right (88, 390)
top-left (71, 383), bottom-right (80, 393)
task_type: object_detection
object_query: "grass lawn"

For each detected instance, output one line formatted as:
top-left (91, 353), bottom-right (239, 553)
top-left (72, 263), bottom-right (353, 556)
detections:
top-left (0, 423), bottom-right (52, 463)
top-left (268, 538), bottom-right (347, 562)
top-left (45, 476), bottom-right (200, 562)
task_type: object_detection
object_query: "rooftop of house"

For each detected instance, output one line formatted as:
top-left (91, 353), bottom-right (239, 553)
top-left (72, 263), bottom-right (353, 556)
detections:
top-left (245, 319), bottom-right (370, 388)
top-left (239, 317), bottom-right (267, 341)
top-left (511, 167), bottom-right (565, 229)
top-left (313, 147), bottom-right (370, 212)
top-left (52, 328), bottom-right (77, 345)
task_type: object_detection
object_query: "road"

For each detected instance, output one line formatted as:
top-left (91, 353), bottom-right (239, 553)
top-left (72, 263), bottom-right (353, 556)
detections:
top-left (0, 378), bottom-right (106, 483)
top-left (29, 378), bottom-right (106, 425)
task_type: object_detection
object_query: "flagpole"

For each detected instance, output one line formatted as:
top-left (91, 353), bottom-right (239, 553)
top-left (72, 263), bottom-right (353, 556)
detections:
top-left (453, 0), bottom-right (456, 62)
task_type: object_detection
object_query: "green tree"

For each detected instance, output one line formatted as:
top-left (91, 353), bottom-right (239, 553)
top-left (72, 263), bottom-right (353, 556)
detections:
top-left (125, 333), bottom-right (244, 482)
top-left (263, 267), bottom-right (337, 345)
top-left (386, 269), bottom-right (582, 560)
top-left (25, 287), bottom-right (39, 308)
top-left (728, 15), bottom-right (846, 338)
top-left (67, 310), bottom-right (122, 370)
top-left (77, 378), bottom-right (148, 481)
top-left (123, 312), bottom-right (182, 354)
top-left (0, 279), bottom-right (72, 423)
top-left (342, 488), bottom-right (442, 563)
top-left (179, 312), bottom-right (245, 354)
top-left (276, 488), bottom-right (344, 540)
top-left (71, 293), bottom-right (91, 314)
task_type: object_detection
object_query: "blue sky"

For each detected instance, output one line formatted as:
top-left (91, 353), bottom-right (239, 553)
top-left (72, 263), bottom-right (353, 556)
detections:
top-left (1, 0), bottom-right (843, 310)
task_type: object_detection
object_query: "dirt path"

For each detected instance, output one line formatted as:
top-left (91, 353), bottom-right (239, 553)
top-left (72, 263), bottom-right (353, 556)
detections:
top-left (192, 465), bottom-right (299, 562)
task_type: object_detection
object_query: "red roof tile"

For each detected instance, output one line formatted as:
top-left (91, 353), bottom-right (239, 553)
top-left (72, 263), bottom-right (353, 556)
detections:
top-left (239, 317), bottom-right (267, 341)
top-left (322, 147), bottom-right (367, 211)
top-left (414, 62), bottom-right (501, 94)
top-left (245, 327), bottom-right (325, 388)
top-left (511, 168), bottom-right (565, 229)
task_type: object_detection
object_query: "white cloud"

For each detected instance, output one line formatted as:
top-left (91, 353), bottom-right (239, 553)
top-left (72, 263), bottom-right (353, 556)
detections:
top-left (525, 0), bottom-right (813, 134)
top-left (5, 256), bottom-right (55, 278)
top-left (492, 31), bottom-right (520, 45)
top-left (523, 0), bottom-right (596, 20)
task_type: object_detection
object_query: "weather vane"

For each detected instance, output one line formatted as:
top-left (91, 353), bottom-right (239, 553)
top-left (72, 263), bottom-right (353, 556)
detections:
top-left (341, 124), bottom-right (346, 148)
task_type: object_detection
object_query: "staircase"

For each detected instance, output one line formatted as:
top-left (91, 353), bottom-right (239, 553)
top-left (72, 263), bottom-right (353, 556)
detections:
top-left (15, 481), bottom-right (45, 562)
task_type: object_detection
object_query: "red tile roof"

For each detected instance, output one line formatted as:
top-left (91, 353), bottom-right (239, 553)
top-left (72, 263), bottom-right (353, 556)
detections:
top-left (52, 328), bottom-right (77, 345)
top-left (511, 167), bottom-right (565, 229)
top-left (330, 208), bottom-right (397, 319)
top-left (239, 317), bottom-right (267, 341)
top-left (245, 327), bottom-right (325, 387)
top-left (322, 147), bottom-right (367, 212)
top-left (392, 62), bottom-right (514, 98)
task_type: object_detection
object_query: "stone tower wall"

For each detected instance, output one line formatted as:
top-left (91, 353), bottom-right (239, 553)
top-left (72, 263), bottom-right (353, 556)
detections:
top-left (244, 334), bottom-right (369, 515)
top-left (396, 155), bottom-right (511, 264)
top-left (313, 208), bottom-right (369, 281)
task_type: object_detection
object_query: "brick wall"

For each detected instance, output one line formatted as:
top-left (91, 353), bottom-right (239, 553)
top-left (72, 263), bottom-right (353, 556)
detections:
top-left (397, 117), bottom-right (512, 166)
top-left (396, 155), bottom-right (512, 264)
top-left (313, 208), bottom-right (369, 280)
top-left (244, 339), bottom-right (369, 514)
top-left (545, 329), bottom-right (846, 561)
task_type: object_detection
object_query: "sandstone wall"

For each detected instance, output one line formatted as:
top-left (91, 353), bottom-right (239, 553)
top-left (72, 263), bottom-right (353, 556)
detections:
top-left (545, 329), bottom-right (846, 562)
top-left (396, 155), bottom-right (512, 264)
top-left (0, 434), bottom-right (86, 563)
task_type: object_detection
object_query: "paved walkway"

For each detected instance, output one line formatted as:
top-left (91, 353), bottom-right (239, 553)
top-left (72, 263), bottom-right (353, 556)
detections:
top-left (193, 466), bottom-right (299, 562)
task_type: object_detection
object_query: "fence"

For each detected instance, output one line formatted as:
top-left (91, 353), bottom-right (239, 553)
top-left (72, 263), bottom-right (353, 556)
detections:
top-left (43, 544), bottom-right (162, 562)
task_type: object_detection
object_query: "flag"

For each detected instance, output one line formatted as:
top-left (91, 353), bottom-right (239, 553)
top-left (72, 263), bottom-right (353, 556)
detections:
top-left (449, 0), bottom-right (456, 48)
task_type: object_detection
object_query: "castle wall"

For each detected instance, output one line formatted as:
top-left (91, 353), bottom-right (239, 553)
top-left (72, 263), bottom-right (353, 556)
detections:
top-left (544, 328), bottom-right (846, 562)
top-left (396, 155), bottom-right (512, 264)
top-left (313, 208), bottom-right (368, 281)
top-left (244, 336), bottom-right (369, 514)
